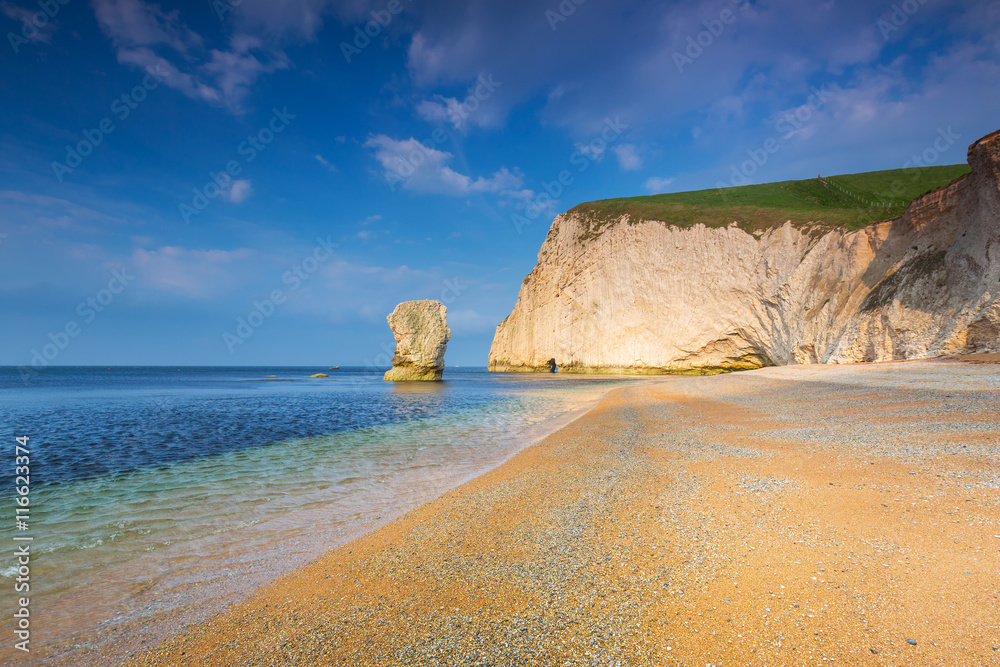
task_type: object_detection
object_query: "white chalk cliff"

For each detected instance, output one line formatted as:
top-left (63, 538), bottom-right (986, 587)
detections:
top-left (385, 300), bottom-right (451, 381)
top-left (489, 130), bottom-right (1000, 373)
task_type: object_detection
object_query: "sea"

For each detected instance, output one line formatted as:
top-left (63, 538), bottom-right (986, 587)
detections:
top-left (0, 366), bottom-right (643, 665)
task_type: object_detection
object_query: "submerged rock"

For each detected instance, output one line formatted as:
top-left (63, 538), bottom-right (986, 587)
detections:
top-left (383, 300), bottom-right (451, 381)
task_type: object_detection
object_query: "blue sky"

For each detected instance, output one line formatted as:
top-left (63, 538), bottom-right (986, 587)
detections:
top-left (1, 0), bottom-right (998, 367)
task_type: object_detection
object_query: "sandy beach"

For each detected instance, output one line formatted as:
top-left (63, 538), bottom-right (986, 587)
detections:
top-left (130, 361), bottom-right (1000, 666)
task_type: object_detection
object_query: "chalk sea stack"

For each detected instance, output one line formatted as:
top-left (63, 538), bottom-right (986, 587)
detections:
top-left (383, 300), bottom-right (451, 381)
top-left (489, 129), bottom-right (1000, 374)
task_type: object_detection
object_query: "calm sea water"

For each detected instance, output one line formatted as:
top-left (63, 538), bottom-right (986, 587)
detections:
top-left (0, 366), bottom-right (641, 665)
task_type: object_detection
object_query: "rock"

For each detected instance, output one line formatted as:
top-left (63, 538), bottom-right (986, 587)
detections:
top-left (489, 129), bottom-right (1000, 373)
top-left (907, 638), bottom-right (917, 646)
top-left (383, 300), bottom-right (451, 382)
top-left (309, 373), bottom-right (328, 378)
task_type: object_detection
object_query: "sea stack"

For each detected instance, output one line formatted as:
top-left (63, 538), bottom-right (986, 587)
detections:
top-left (383, 300), bottom-right (451, 381)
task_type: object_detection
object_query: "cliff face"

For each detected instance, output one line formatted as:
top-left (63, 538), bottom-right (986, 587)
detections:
top-left (489, 131), bottom-right (1000, 373)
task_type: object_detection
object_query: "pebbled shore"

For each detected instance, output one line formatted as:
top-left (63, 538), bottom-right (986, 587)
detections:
top-left (130, 361), bottom-right (1000, 666)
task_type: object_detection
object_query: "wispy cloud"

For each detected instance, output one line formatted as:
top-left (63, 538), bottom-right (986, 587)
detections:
top-left (92, 0), bottom-right (202, 52)
top-left (92, 0), bottom-right (288, 112)
top-left (131, 245), bottom-right (257, 298)
top-left (415, 75), bottom-right (503, 131)
top-left (315, 154), bottom-right (337, 172)
top-left (364, 134), bottom-right (529, 198)
top-left (613, 144), bottom-right (643, 171)
top-left (416, 96), bottom-right (468, 128)
top-left (0, 190), bottom-right (126, 233)
top-left (2, 2), bottom-right (58, 43)
top-left (643, 176), bottom-right (675, 193)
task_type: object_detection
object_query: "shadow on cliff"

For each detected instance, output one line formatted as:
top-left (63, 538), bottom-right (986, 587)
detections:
top-left (856, 130), bottom-right (999, 318)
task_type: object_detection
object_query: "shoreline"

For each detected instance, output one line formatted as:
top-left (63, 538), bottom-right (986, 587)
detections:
top-left (128, 360), bottom-right (999, 666)
top-left (2, 375), bottom-right (636, 667)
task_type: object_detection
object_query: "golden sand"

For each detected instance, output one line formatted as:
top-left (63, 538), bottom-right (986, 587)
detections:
top-left (130, 361), bottom-right (999, 666)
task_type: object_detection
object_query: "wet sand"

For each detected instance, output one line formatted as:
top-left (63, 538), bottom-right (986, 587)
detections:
top-left (130, 361), bottom-right (1000, 666)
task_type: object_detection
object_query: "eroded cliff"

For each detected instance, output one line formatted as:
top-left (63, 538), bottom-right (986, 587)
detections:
top-left (384, 300), bottom-right (451, 381)
top-left (489, 130), bottom-right (1000, 373)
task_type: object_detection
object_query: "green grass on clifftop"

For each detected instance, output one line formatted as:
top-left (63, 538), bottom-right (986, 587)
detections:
top-left (570, 164), bottom-right (971, 238)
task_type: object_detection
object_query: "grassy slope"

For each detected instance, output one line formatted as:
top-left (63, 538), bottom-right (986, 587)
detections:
top-left (570, 164), bottom-right (971, 238)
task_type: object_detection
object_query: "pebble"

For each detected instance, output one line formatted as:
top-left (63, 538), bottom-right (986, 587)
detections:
top-left (126, 367), bottom-right (1000, 667)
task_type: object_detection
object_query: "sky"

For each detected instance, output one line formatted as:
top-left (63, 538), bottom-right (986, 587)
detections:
top-left (1, 0), bottom-right (999, 368)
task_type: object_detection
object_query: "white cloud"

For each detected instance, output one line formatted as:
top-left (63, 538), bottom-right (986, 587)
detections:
top-left (315, 154), bottom-right (337, 172)
top-left (416, 96), bottom-right (466, 127)
top-left (115, 48), bottom-right (220, 104)
top-left (353, 214), bottom-right (386, 241)
top-left (224, 179), bottom-right (254, 203)
top-left (2, 2), bottom-right (57, 43)
top-left (394, 0), bottom-right (1000, 173)
top-left (92, 0), bottom-right (202, 52)
top-left (613, 144), bottom-right (643, 171)
top-left (201, 37), bottom-right (289, 107)
top-left (415, 76), bottom-right (503, 131)
top-left (643, 176), bottom-right (675, 193)
top-left (364, 134), bottom-right (527, 198)
top-left (92, 0), bottom-right (288, 112)
top-left (131, 246), bottom-right (257, 298)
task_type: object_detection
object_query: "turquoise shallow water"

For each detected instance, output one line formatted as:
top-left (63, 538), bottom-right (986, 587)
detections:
top-left (0, 366), bottom-right (643, 665)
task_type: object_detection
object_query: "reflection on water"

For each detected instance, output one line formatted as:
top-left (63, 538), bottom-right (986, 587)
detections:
top-left (389, 380), bottom-right (450, 394)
